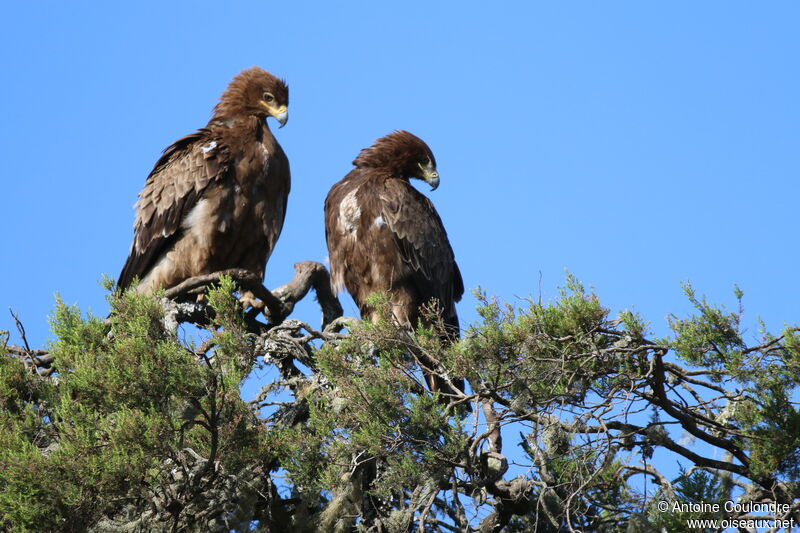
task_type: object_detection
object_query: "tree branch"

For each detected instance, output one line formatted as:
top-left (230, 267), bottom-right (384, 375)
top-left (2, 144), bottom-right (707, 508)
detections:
top-left (162, 262), bottom-right (343, 329)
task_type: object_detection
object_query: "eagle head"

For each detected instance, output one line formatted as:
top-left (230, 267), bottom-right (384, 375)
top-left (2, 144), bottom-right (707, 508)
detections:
top-left (353, 130), bottom-right (440, 190)
top-left (213, 66), bottom-right (289, 127)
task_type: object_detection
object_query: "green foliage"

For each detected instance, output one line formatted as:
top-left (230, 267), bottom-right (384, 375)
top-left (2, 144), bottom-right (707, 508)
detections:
top-left (667, 282), bottom-right (745, 370)
top-left (275, 314), bottom-right (466, 504)
top-left (665, 284), bottom-right (800, 482)
top-left (0, 283), bottom-right (263, 531)
top-left (459, 274), bottom-right (617, 409)
top-left (650, 468), bottom-right (727, 532)
top-left (1, 274), bottom-right (799, 531)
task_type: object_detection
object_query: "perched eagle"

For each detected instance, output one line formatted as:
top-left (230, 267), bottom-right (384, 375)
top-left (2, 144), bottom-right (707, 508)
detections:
top-left (324, 131), bottom-right (465, 399)
top-left (118, 67), bottom-right (290, 295)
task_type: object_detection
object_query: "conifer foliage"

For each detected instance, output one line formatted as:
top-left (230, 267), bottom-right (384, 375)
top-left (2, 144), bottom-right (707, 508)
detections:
top-left (1, 273), bottom-right (799, 531)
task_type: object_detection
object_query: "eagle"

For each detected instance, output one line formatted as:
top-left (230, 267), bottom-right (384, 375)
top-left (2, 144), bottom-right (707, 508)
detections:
top-left (118, 66), bottom-right (290, 298)
top-left (324, 130), bottom-right (465, 401)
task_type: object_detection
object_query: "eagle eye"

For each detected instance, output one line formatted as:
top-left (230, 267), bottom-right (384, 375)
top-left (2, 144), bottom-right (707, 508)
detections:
top-left (263, 92), bottom-right (275, 103)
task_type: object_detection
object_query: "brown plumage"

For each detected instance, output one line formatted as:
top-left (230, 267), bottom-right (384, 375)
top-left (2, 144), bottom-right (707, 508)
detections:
top-left (324, 131), bottom-right (465, 401)
top-left (118, 67), bottom-right (290, 293)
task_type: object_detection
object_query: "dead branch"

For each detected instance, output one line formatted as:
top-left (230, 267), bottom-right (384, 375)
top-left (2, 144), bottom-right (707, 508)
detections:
top-left (9, 308), bottom-right (31, 352)
top-left (5, 344), bottom-right (55, 376)
top-left (163, 268), bottom-right (287, 322)
top-left (162, 262), bottom-right (342, 329)
top-left (272, 261), bottom-right (343, 329)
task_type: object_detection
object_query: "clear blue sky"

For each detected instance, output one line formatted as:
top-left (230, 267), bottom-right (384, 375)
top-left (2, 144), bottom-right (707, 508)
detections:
top-left (3, 2), bottom-right (798, 360)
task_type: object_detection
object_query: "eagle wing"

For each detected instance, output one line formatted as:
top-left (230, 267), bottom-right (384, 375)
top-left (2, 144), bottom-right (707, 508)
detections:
top-left (325, 174), bottom-right (466, 400)
top-left (118, 130), bottom-right (231, 289)
top-left (379, 179), bottom-right (464, 314)
top-left (324, 173), bottom-right (359, 296)
top-left (381, 179), bottom-right (466, 400)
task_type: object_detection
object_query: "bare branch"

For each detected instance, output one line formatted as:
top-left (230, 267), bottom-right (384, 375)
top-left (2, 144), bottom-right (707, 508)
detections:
top-left (272, 261), bottom-right (343, 329)
top-left (8, 308), bottom-right (31, 352)
top-left (161, 262), bottom-right (342, 329)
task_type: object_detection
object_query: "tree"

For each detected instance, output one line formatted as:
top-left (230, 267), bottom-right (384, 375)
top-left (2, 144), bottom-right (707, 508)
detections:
top-left (1, 266), bottom-right (799, 532)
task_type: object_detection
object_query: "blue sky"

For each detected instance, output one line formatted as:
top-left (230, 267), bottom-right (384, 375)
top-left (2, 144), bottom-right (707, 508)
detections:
top-left (3, 2), bottom-right (798, 378)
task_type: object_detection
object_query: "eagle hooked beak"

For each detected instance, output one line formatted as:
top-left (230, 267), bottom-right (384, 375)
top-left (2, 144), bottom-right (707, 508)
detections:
top-left (418, 161), bottom-right (440, 191)
top-left (261, 101), bottom-right (289, 128)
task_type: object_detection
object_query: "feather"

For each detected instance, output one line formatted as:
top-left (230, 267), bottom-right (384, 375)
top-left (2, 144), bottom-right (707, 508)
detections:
top-left (325, 132), bottom-right (465, 403)
top-left (119, 67), bottom-right (291, 293)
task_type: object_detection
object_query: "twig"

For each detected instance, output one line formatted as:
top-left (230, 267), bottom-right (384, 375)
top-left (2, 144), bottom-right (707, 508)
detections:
top-left (9, 308), bottom-right (31, 352)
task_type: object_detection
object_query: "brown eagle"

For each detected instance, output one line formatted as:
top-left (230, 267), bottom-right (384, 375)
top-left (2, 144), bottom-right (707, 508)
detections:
top-left (118, 67), bottom-right (290, 295)
top-left (324, 131), bottom-right (465, 400)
